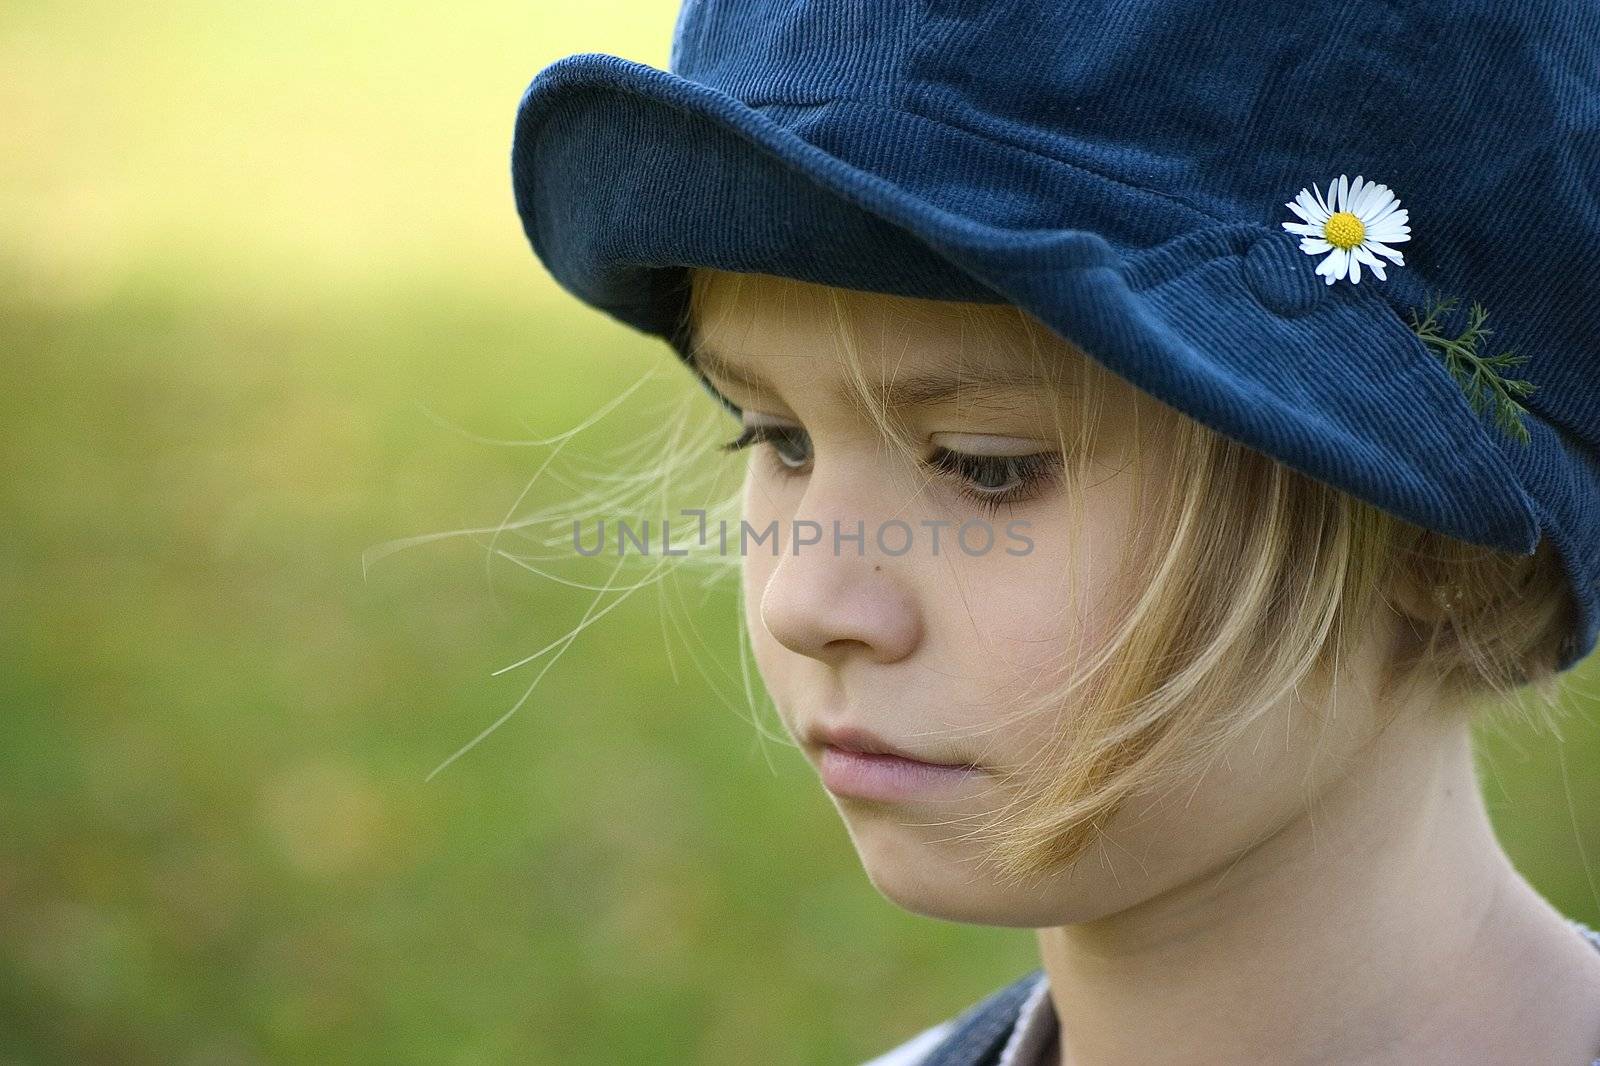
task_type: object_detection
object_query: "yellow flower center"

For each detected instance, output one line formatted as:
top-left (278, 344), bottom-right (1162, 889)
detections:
top-left (1323, 211), bottom-right (1366, 250)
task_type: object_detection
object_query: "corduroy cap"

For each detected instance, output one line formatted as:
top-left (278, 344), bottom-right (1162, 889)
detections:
top-left (509, 0), bottom-right (1600, 671)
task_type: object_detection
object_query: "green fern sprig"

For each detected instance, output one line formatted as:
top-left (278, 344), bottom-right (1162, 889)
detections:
top-left (1406, 291), bottom-right (1537, 446)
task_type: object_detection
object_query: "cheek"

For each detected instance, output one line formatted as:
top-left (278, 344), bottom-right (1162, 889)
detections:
top-left (739, 468), bottom-right (785, 682)
top-left (741, 552), bottom-right (778, 673)
top-left (961, 483), bottom-right (1145, 678)
top-left (1090, 686), bottom-right (1367, 911)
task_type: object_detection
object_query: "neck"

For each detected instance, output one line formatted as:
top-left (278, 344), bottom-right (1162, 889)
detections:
top-left (1035, 707), bottom-right (1600, 1065)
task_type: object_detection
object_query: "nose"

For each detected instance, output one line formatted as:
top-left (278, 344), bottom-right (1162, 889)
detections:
top-left (754, 469), bottom-right (924, 666)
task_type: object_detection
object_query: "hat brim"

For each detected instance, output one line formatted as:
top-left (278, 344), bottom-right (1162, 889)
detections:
top-left (512, 53), bottom-right (1552, 572)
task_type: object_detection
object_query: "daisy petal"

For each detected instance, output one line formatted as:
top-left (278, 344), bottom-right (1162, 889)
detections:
top-left (1368, 218), bottom-right (1409, 237)
top-left (1349, 251), bottom-right (1361, 284)
top-left (1361, 186), bottom-right (1395, 218)
top-left (1367, 230), bottom-right (1409, 247)
top-left (1357, 178), bottom-right (1383, 216)
top-left (1282, 221), bottom-right (1323, 236)
top-left (1296, 189), bottom-right (1329, 222)
top-left (1349, 175), bottom-right (1367, 213)
top-left (1337, 174), bottom-right (1350, 212)
top-left (1352, 244), bottom-right (1387, 281)
top-left (1318, 246), bottom-right (1349, 280)
top-left (1280, 199), bottom-right (1318, 224)
top-left (1367, 202), bottom-right (1406, 228)
top-left (1299, 237), bottom-right (1332, 253)
top-left (1366, 241), bottom-right (1405, 265)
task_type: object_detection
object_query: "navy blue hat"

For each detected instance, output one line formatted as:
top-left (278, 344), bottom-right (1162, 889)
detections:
top-left (510, 0), bottom-right (1600, 671)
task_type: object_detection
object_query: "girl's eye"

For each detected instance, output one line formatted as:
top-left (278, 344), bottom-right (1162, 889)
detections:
top-left (720, 423), bottom-right (811, 470)
top-left (718, 424), bottom-right (1064, 516)
top-left (925, 446), bottom-right (1065, 515)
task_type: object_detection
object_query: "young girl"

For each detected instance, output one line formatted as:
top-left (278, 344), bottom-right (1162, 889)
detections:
top-left (507, 1), bottom-right (1600, 1062)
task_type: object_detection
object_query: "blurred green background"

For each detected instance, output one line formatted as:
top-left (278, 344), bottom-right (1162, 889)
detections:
top-left (2, 3), bottom-right (1598, 1063)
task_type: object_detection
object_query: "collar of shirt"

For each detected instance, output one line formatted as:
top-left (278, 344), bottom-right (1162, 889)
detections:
top-left (995, 972), bottom-right (1055, 1066)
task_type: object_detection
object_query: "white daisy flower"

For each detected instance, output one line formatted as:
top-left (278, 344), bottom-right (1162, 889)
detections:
top-left (1281, 173), bottom-right (1411, 285)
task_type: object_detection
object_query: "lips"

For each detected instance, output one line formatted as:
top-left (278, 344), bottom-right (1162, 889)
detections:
top-left (804, 721), bottom-right (977, 770)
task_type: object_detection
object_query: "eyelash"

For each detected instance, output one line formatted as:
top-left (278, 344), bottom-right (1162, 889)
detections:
top-left (718, 424), bottom-right (1064, 516)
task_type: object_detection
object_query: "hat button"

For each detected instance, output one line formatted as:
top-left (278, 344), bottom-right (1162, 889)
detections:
top-left (1244, 229), bottom-right (1325, 318)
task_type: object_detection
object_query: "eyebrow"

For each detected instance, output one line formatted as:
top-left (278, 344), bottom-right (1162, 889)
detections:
top-left (689, 340), bottom-right (1067, 412)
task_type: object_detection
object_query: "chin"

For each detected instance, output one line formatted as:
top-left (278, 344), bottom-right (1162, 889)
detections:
top-left (840, 809), bottom-right (1110, 928)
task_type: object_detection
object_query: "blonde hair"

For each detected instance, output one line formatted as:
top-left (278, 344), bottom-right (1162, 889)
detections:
top-left (506, 265), bottom-right (1585, 886)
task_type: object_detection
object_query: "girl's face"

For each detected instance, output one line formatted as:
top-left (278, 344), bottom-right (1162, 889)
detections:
top-left (692, 274), bottom-right (1401, 928)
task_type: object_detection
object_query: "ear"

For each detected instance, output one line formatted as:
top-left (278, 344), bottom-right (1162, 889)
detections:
top-left (1374, 576), bottom-right (1464, 705)
top-left (1380, 575), bottom-right (1468, 689)
top-left (1386, 568), bottom-right (1469, 627)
